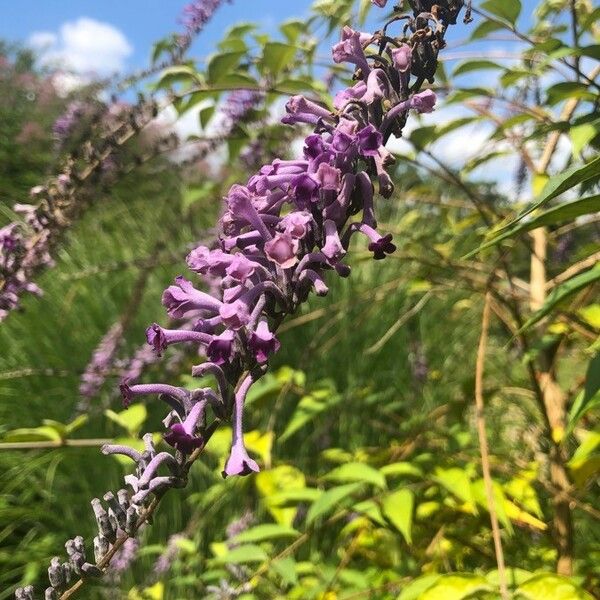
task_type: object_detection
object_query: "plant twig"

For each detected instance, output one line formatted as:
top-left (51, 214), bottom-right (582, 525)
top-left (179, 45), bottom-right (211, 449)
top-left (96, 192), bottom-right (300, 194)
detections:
top-left (475, 292), bottom-right (509, 600)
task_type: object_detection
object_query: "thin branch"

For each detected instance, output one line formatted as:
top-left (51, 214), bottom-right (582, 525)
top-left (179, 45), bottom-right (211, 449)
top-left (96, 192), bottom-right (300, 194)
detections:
top-left (475, 292), bottom-right (509, 600)
top-left (0, 439), bottom-right (111, 451)
top-left (365, 291), bottom-right (433, 354)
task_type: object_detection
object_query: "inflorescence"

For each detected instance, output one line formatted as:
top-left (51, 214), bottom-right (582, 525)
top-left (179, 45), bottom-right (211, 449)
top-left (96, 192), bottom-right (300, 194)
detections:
top-left (14, 1), bottom-right (469, 596)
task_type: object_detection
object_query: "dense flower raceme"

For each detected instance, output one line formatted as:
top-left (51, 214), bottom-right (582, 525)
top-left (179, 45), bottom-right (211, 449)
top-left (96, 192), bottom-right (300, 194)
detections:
top-left (17, 3), bottom-right (470, 597)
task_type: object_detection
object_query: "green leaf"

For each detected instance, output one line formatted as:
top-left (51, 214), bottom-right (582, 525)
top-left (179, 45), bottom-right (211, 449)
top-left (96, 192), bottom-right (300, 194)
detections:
top-left (382, 489), bottom-right (414, 544)
top-left (352, 499), bottom-right (386, 526)
top-left (65, 415), bottom-right (88, 435)
top-left (433, 467), bottom-right (474, 505)
top-left (470, 479), bottom-right (513, 534)
top-left (570, 119), bottom-right (600, 157)
top-left (261, 42), bottom-right (297, 77)
top-left (568, 353), bottom-right (600, 427)
top-left (280, 20), bottom-right (307, 43)
top-left (198, 104), bottom-right (216, 130)
top-left (519, 264), bottom-right (600, 332)
top-left (380, 462), bottom-right (423, 479)
top-left (215, 544), bottom-right (268, 564)
top-left (207, 51), bottom-right (245, 84)
top-left (2, 426), bottom-right (62, 443)
top-left (233, 524), bottom-right (299, 544)
top-left (323, 462), bottom-right (387, 489)
top-left (485, 154), bottom-right (600, 237)
top-left (105, 404), bottom-right (147, 437)
top-left (271, 556), bottom-right (298, 586)
top-left (155, 65), bottom-right (199, 90)
top-left (547, 82), bottom-right (596, 106)
top-left (305, 483), bottom-right (362, 526)
top-left (480, 0), bottom-right (521, 25)
top-left (470, 19), bottom-right (504, 40)
top-left (279, 389), bottom-right (341, 442)
top-left (516, 573), bottom-right (595, 599)
top-left (397, 575), bottom-right (441, 600)
top-left (420, 574), bottom-right (492, 600)
top-left (452, 60), bottom-right (503, 77)
top-left (468, 195), bottom-right (600, 255)
top-left (267, 488), bottom-right (323, 507)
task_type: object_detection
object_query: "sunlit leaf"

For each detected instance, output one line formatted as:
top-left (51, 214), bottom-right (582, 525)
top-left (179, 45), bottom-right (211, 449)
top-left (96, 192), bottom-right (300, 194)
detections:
top-left (382, 489), bottom-right (414, 544)
top-left (516, 573), bottom-right (595, 599)
top-left (323, 462), bottom-right (386, 489)
top-left (480, 0), bottom-right (522, 25)
top-left (233, 524), bottom-right (299, 544)
top-left (305, 483), bottom-right (362, 526)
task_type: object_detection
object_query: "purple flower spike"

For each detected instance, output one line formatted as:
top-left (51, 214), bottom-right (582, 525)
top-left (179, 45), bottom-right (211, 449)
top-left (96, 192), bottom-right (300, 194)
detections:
top-left (372, 0), bottom-right (388, 6)
top-left (264, 233), bottom-right (299, 269)
top-left (248, 320), bottom-right (281, 363)
top-left (357, 125), bottom-right (384, 157)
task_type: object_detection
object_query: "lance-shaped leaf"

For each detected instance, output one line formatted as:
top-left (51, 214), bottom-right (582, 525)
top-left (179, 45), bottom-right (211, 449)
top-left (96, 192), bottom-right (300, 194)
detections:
top-left (381, 488), bottom-right (414, 544)
top-left (518, 263), bottom-right (600, 332)
top-left (305, 482), bottom-right (362, 526)
top-left (466, 195), bottom-right (600, 256)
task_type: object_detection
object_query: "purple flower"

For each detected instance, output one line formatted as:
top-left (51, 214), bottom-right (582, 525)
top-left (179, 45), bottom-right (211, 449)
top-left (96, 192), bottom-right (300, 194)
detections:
top-left (164, 423), bottom-right (204, 454)
top-left (146, 323), bottom-right (211, 356)
top-left (223, 375), bottom-right (259, 478)
top-left (316, 163), bottom-right (342, 192)
top-left (248, 320), bottom-right (280, 363)
top-left (219, 299), bottom-right (250, 330)
top-left (264, 233), bottom-right (299, 269)
top-left (357, 125), bottom-right (384, 157)
top-left (162, 276), bottom-right (222, 318)
top-left (332, 27), bottom-right (371, 75)
top-left (369, 233), bottom-right (396, 259)
top-left (410, 89), bottom-right (437, 113)
top-left (206, 330), bottom-right (235, 365)
top-left (279, 211), bottom-right (313, 239)
top-left (392, 44), bottom-right (412, 73)
top-left (164, 394), bottom-right (208, 453)
top-left (292, 173), bottom-right (319, 206)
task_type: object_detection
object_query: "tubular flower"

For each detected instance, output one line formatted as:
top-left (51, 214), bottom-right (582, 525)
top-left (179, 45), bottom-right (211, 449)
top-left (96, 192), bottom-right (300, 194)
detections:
top-left (29, 2), bottom-right (470, 596)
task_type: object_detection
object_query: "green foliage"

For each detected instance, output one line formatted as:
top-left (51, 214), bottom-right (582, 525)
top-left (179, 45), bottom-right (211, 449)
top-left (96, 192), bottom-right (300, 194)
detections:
top-left (1, 0), bottom-right (600, 598)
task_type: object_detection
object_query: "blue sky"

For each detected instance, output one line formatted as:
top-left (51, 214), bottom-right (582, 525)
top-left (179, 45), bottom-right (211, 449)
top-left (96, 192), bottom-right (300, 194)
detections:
top-left (1, 1), bottom-right (316, 74)
top-left (1, 0), bottom-right (558, 196)
top-left (0, 1), bottom-right (542, 76)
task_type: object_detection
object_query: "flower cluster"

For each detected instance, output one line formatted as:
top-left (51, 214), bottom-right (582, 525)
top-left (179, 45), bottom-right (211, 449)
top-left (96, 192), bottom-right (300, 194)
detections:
top-left (18, 2), bottom-right (470, 596)
top-left (179, 0), bottom-right (232, 45)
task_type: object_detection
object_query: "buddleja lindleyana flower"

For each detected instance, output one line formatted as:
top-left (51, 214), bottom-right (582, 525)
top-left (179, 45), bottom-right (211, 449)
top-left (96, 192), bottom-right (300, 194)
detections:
top-left (27, 2), bottom-right (470, 596)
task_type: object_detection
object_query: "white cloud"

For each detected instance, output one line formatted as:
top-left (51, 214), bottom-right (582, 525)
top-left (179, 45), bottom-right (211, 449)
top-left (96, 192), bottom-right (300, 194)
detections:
top-left (29, 17), bottom-right (133, 76)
